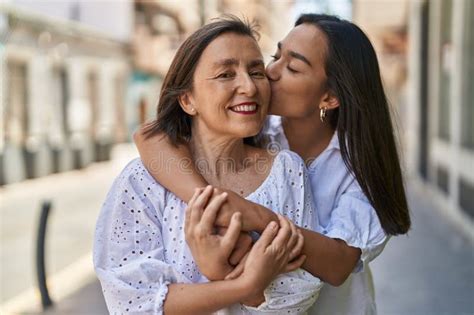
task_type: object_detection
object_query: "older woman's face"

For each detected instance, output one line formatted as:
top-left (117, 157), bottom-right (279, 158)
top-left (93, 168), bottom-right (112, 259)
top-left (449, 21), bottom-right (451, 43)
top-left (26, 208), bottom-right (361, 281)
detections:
top-left (189, 33), bottom-right (270, 138)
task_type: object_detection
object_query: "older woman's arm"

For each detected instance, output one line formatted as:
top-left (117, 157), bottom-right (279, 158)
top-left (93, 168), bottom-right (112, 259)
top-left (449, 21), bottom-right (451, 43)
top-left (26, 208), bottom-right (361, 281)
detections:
top-left (164, 220), bottom-right (295, 315)
top-left (134, 128), bottom-right (361, 286)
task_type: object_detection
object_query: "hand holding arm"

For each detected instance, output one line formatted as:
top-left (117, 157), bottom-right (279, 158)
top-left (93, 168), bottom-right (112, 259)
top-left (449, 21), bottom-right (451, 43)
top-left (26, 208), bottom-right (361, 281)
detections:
top-left (166, 215), bottom-right (303, 314)
top-left (184, 186), bottom-right (242, 280)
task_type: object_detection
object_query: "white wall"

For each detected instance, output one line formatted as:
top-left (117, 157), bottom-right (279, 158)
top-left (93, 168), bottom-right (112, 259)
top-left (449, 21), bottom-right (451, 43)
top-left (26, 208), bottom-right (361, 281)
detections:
top-left (6, 0), bottom-right (133, 41)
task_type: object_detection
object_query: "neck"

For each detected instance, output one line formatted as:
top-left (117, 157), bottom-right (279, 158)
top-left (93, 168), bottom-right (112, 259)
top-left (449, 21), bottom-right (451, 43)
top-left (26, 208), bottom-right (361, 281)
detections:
top-left (189, 123), bottom-right (247, 181)
top-left (282, 113), bottom-right (335, 163)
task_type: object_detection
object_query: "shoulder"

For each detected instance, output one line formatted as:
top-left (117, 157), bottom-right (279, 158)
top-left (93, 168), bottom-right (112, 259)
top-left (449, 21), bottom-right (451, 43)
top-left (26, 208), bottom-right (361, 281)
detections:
top-left (111, 158), bottom-right (168, 201)
top-left (274, 149), bottom-right (307, 172)
top-left (268, 150), bottom-right (309, 189)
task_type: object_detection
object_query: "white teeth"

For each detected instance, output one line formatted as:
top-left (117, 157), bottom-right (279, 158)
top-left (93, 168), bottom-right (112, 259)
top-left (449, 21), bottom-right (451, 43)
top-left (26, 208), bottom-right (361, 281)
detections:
top-left (231, 105), bottom-right (257, 112)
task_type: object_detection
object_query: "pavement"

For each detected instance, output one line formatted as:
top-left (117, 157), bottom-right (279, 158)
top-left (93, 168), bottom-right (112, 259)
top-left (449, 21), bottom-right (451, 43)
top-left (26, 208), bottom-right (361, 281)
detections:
top-left (1, 145), bottom-right (473, 315)
top-left (372, 183), bottom-right (474, 315)
top-left (0, 143), bottom-right (138, 314)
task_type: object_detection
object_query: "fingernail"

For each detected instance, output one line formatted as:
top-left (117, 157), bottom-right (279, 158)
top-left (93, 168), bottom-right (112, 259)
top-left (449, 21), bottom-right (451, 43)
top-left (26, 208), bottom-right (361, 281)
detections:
top-left (269, 221), bottom-right (277, 229)
top-left (221, 192), bottom-right (228, 198)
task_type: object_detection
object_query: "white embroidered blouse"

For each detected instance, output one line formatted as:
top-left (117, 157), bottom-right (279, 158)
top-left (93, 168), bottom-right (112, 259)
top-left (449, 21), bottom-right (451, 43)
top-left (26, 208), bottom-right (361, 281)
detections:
top-left (94, 150), bottom-right (323, 314)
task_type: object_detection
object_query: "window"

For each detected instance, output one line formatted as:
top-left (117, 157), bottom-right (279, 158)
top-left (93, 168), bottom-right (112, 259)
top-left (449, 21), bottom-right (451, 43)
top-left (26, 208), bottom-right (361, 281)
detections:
top-left (437, 0), bottom-right (453, 140)
top-left (461, 1), bottom-right (474, 149)
top-left (459, 178), bottom-right (474, 218)
top-left (5, 61), bottom-right (28, 145)
top-left (437, 165), bottom-right (449, 194)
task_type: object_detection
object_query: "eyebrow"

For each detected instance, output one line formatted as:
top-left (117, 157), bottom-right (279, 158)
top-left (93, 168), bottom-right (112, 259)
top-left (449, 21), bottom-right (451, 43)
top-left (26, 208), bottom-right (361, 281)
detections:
top-left (248, 59), bottom-right (265, 68)
top-left (277, 42), bottom-right (312, 67)
top-left (213, 58), bottom-right (265, 68)
top-left (214, 58), bottom-right (239, 67)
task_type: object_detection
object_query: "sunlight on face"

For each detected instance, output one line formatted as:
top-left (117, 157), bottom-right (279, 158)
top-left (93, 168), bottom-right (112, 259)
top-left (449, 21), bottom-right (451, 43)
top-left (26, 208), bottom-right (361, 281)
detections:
top-left (189, 33), bottom-right (270, 139)
top-left (266, 24), bottom-right (328, 119)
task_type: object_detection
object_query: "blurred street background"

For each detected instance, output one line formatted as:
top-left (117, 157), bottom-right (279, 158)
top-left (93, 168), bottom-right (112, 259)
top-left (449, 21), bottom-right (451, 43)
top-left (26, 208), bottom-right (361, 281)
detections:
top-left (0, 0), bottom-right (473, 314)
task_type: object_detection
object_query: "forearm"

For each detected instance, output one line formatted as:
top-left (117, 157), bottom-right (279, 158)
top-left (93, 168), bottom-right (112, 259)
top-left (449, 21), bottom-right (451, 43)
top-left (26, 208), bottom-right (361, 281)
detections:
top-left (164, 279), bottom-right (250, 315)
top-left (251, 203), bottom-right (279, 232)
top-left (242, 203), bottom-right (360, 285)
top-left (134, 129), bottom-right (207, 202)
top-left (299, 228), bottom-right (361, 286)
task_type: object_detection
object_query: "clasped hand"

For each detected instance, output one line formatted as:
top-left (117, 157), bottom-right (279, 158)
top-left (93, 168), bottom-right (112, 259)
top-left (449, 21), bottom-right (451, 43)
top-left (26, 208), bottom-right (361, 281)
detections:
top-left (184, 185), bottom-right (306, 289)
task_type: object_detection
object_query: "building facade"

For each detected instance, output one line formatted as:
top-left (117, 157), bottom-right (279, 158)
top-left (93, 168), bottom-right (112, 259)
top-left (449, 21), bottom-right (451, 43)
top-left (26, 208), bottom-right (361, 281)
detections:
top-left (0, 5), bottom-right (131, 185)
top-left (0, 0), bottom-right (297, 185)
top-left (406, 0), bottom-right (473, 235)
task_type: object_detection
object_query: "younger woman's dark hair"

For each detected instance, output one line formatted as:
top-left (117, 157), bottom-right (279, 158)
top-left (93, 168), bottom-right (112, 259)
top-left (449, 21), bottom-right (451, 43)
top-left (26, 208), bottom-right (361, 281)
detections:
top-left (295, 13), bottom-right (411, 235)
top-left (144, 15), bottom-right (261, 146)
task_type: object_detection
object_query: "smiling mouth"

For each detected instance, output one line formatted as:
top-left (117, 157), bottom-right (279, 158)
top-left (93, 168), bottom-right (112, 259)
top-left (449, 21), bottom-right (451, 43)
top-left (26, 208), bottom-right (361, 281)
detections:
top-left (229, 103), bottom-right (258, 115)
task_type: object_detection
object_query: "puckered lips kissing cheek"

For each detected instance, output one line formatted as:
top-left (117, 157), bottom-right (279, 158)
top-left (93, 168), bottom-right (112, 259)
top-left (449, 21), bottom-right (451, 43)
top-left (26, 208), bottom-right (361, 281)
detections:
top-left (228, 101), bottom-right (259, 115)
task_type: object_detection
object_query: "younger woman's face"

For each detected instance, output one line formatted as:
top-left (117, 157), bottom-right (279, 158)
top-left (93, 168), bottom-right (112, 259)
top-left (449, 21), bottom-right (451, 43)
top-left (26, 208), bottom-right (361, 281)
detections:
top-left (266, 23), bottom-right (328, 118)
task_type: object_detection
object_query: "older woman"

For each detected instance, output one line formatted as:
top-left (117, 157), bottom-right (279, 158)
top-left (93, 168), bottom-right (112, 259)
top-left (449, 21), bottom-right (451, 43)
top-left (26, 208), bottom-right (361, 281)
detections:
top-left (93, 17), bottom-right (321, 314)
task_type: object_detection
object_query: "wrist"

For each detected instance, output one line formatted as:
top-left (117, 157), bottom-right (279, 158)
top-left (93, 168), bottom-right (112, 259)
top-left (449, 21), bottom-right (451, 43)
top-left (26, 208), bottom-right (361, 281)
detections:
top-left (229, 276), bottom-right (258, 301)
top-left (241, 292), bottom-right (265, 307)
top-left (202, 263), bottom-right (233, 281)
top-left (253, 205), bottom-right (277, 233)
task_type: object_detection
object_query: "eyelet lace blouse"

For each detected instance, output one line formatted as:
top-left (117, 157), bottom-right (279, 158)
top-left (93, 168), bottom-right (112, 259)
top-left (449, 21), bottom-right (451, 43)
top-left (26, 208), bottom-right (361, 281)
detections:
top-left (94, 150), bottom-right (323, 314)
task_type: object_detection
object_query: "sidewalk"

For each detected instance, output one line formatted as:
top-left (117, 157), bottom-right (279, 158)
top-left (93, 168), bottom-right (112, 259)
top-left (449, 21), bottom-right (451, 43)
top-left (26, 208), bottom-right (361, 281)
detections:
top-left (372, 183), bottom-right (474, 315)
top-left (0, 143), bottom-right (138, 314)
top-left (39, 280), bottom-right (107, 315)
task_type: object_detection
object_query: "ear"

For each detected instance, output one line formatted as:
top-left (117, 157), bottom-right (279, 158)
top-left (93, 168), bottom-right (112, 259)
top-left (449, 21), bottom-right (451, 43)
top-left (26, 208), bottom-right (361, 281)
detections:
top-left (320, 91), bottom-right (340, 110)
top-left (178, 92), bottom-right (197, 116)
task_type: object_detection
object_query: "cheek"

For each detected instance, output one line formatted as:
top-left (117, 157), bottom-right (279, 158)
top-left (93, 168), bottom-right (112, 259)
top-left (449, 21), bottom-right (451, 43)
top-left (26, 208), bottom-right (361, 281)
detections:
top-left (194, 82), bottom-right (232, 110)
top-left (271, 75), bottom-right (318, 117)
top-left (257, 80), bottom-right (271, 106)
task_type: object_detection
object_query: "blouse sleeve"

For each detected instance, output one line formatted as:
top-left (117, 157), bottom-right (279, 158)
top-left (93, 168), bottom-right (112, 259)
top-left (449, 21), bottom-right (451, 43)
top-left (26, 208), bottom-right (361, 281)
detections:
top-left (241, 150), bottom-right (323, 314)
top-left (93, 159), bottom-right (186, 314)
top-left (322, 187), bottom-right (388, 273)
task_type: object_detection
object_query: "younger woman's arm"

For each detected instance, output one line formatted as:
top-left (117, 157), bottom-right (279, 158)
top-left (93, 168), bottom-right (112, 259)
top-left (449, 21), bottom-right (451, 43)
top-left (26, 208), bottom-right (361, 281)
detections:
top-left (134, 129), bottom-right (277, 231)
top-left (134, 129), bottom-right (360, 286)
top-left (134, 130), bottom-right (208, 201)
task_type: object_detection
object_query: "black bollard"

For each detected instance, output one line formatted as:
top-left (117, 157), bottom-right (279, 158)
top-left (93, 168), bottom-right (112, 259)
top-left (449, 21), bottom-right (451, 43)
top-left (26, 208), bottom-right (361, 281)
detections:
top-left (36, 200), bottom-right (53, 309)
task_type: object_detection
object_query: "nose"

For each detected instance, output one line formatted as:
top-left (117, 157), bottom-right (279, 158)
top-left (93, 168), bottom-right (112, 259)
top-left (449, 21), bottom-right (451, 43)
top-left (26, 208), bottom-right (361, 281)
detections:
top-left (236, 72), bottom-right (257, 96)
top-left (266, 60), bottom-right (280, 81)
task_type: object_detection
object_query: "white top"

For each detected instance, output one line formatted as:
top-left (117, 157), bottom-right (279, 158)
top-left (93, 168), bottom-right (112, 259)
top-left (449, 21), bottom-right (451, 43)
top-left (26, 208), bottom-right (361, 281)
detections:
top-left (264, 115), bottom-right (388, 315)
top-left (94, 150), bottom-right (323, 315)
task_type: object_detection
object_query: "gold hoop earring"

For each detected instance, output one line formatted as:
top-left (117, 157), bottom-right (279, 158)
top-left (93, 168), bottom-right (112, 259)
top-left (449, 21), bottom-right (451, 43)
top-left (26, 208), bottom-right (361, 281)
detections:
top-left (320, 107), bottom-right (327, 123)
